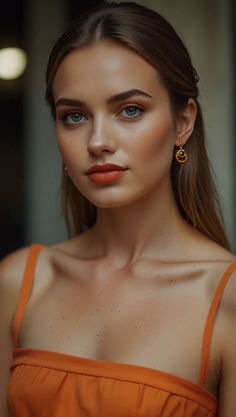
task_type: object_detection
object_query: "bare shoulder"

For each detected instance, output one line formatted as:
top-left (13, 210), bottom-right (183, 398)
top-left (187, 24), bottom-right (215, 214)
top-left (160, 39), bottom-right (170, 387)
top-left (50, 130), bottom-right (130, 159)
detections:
top-left (216, 266), bottom-right (236, 416)
top-left (0, 246), bottom-right (31, 297)
top-left (207, 240), bottom-right (236, 295)
top-left (202, 241), bottom-right (236, 415)
top-left (0, 246), bottom-right (34, 330)
top-left (0, 246), bottom-right (34, 348)
top-left (216, 261), bottom-right (236, 315)
top-left (0, 246), bottom-right (31, 417)
top-left (195, 240), bottom-right (236, 415)
top-left (205, 241), bottom-right (236, 304)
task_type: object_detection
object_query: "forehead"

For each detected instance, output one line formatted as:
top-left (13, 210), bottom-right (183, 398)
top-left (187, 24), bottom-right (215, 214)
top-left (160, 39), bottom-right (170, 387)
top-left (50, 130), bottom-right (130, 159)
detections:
top-left (52, 40), bottom-right (165, 101)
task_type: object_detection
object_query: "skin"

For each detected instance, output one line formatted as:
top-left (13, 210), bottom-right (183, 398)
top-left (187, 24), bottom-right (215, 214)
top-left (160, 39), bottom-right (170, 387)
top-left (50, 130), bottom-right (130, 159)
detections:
top-left (1, 40), bottom-right (236, 417)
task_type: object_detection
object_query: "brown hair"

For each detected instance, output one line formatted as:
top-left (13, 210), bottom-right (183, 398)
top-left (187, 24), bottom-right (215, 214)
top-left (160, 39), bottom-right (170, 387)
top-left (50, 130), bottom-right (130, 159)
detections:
top-left (45, 1), bottom-right (230, 249)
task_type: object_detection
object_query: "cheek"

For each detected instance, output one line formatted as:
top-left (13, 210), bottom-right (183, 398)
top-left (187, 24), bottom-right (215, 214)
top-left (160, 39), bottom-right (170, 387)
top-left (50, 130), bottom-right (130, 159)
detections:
top-left (55, 128), bottom-right (84, 166)
top-left (128, 117), bottom-right (175, 164)
top-left (55, 127), bottom-right (68, 157)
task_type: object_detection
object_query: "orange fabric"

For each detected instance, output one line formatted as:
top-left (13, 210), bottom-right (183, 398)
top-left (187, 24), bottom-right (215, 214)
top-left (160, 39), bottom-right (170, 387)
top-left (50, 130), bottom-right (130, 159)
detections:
top-left (7, 244), bottom-right (236, 416)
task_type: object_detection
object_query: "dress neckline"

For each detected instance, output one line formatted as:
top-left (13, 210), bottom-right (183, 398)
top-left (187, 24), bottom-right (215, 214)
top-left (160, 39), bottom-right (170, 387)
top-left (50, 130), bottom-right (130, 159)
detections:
top-left (12, 346), bottom-right (217, 412)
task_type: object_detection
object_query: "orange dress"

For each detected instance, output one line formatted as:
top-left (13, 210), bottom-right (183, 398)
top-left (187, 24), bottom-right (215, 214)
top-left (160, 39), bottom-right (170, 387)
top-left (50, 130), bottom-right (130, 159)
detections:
top-left (7, 244), bottom-right (236, 417)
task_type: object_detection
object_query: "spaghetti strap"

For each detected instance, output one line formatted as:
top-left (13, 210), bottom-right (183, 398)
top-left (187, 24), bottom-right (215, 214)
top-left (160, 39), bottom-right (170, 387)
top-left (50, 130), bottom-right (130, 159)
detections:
top-left (198, 261), bottom-right (236, 386)
top-left (12, 243), bottom-right (45, 348)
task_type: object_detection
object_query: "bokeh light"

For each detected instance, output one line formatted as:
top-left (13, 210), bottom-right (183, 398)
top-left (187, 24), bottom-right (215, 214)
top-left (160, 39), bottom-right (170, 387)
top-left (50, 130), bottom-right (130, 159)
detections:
top-left (0, 47), bottom-right (27, 80)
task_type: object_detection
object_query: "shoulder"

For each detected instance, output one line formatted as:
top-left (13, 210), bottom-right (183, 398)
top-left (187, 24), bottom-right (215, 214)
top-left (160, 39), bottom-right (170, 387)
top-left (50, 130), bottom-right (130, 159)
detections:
top-left (0, 246), bottom-right (31, 333)
top-left (194, 242), bottom-right (236, 414)
top-left (218, 260), bottom-right (236, 310)
top-left (216, 264), bottom-right (236, 415)
top-left (0, 246), bottom-right (32, 417)
top-left (0, 247), bottom-right (33, 314)
top-left (192, 235), bottom-right (236, 291)
top-left (206, 245), bottom-right (236, 415)
top-left (205, 242), bottom-right (236, 314)
top-left (0, 235), bottom-right (91, 290)
top-left (0, 246), bottom-right (31, 292)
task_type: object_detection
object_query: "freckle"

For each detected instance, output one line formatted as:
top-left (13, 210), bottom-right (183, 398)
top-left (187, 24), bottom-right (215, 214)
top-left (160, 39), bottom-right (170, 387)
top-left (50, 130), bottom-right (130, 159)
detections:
top-left (62, 315), bottom-right (66, 319)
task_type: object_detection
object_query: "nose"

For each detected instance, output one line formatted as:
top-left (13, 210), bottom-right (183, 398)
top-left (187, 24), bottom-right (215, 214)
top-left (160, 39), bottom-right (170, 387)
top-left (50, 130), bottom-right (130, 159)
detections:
top-left (87, 116), bottom-right (117, 156)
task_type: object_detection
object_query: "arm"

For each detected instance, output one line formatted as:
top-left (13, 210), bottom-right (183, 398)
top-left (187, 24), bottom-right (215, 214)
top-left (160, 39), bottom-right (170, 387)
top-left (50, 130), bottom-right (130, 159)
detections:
top-left (217, 271), bottom-right (236, 416)
top-left (0, 247), bottom-right (30, 417)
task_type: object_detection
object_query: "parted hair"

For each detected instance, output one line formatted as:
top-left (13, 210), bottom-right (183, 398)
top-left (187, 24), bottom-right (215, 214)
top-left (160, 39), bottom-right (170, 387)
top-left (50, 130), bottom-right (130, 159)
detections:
top-left (45, 1), bottom-right (230, 249)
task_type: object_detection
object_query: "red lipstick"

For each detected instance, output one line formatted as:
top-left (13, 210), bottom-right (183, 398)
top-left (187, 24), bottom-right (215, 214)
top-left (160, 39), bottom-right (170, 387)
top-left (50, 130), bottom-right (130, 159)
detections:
top-left (85, 163), bottom-right (128, 184)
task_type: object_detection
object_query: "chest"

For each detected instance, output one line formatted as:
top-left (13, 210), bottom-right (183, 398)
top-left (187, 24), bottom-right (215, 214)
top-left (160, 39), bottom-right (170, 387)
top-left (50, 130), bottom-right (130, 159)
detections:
top-left (20, 260), bottom-right (220, 396)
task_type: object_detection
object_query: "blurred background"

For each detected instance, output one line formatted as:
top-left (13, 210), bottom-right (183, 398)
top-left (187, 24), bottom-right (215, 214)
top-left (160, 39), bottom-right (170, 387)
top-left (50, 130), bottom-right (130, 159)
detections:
top-left (0, 0), bottom-right (235, 258)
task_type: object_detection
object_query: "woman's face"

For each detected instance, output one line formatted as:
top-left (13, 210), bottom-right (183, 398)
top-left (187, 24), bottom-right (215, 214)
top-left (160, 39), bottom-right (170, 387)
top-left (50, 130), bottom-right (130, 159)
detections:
top-left (53, 40), bottom-right (190, 208)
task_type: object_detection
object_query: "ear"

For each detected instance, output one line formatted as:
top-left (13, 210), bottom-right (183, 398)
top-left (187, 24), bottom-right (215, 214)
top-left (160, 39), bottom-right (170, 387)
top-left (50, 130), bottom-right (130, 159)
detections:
top-left (175, 98), bottom-right (197, 146)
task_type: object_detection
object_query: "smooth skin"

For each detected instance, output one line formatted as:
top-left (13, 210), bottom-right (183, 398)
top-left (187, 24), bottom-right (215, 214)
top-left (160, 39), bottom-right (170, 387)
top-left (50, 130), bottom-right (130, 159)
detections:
top-left (1, 41), bottom-right (236, 416)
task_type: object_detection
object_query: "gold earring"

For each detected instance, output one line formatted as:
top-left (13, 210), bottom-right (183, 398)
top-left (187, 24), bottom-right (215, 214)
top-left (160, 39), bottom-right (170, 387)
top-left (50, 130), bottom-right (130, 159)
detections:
top-left (175, 142), bottom-right (188, 164)
top-left (64, 165), bottom-right (69, 176)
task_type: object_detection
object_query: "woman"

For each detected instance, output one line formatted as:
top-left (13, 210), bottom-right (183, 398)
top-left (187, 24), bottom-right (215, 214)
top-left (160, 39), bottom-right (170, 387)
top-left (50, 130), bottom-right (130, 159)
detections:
top-left (1, 2), bottom-right (236, 416)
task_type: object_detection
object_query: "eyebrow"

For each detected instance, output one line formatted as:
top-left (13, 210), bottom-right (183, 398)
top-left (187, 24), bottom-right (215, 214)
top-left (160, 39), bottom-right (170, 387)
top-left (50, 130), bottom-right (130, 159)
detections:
top-left (55, 89), bottom-right (153, 108)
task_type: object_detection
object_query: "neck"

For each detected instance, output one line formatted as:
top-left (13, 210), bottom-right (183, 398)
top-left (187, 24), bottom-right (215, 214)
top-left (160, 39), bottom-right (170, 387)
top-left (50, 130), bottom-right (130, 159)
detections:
top-left (89, 177), bottom-right (194, 268)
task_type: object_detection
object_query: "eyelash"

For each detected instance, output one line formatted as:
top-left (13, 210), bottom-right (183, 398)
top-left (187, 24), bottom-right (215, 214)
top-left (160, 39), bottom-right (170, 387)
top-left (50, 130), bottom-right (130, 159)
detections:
top-left (58, 104), bottom-right (145, 125)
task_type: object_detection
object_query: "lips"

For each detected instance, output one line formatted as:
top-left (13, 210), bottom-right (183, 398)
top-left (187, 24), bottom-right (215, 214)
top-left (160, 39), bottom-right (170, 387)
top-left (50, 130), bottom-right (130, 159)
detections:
top-left (85, 163), bottom-right (127, 174)
top-left (85, 163), bottom-right (128, 184)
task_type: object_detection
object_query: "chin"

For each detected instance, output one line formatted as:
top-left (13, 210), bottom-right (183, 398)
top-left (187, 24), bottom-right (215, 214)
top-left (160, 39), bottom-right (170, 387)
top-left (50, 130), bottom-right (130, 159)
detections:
top-left (85, 191), bottom-right (147, 209)
top-left (89, 199), bottom-right (129, 209)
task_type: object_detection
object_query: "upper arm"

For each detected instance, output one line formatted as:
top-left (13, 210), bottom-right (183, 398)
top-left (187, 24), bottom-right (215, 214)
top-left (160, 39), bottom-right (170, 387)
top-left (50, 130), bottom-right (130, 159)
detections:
top-left (0, 247), bottom-right (30, 417)
top-left (217, 270), bottom-right (236, 416)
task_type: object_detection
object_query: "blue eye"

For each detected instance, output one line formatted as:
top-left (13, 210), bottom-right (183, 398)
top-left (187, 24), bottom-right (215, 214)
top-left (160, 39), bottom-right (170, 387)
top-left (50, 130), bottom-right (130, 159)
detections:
top-left (65, 112), bottom-right (87, 124)
top-left (121, 106), bottom-right (143, 118)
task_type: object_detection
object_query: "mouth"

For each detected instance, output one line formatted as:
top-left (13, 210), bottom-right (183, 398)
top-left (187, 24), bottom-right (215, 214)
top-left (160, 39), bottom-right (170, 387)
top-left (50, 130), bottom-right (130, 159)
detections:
top-left (85, 163), bottom-right (127, 174)
top-left (85, 162), bottom-right (128, 184)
